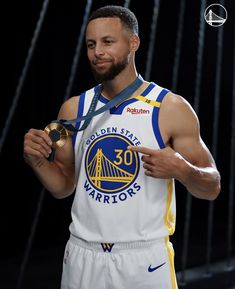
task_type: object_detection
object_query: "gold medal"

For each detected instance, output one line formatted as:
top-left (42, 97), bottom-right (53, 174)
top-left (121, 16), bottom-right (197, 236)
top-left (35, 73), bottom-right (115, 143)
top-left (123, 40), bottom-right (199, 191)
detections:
top-left (44, 122), bottom-right (69, 149)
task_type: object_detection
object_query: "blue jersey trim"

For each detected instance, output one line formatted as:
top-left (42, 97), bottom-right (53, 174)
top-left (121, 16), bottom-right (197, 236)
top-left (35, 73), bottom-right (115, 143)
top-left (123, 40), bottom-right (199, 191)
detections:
top-left (141, 82), bottom-right (156, 96)
top-left (99, 94), bottom-right (109, 104)
top-left (152, 88), bottom-right (169, 149)
top-left (72, 85), bottom-right (101, 146)
top-left (72, 91), bottom-right (86, 146)
top-left (110, 98), bottom-right (137, 114)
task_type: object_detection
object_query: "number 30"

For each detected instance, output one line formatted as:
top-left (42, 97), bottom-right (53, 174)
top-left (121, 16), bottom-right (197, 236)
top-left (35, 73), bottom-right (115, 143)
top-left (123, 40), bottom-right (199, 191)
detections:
top-left (114, 149), bottom-right (133, 165)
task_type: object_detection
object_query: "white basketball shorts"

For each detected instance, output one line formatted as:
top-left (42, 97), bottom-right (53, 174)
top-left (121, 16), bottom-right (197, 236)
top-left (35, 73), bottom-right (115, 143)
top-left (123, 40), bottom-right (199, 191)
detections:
top-left (61, 234), bottom-right (178, 289)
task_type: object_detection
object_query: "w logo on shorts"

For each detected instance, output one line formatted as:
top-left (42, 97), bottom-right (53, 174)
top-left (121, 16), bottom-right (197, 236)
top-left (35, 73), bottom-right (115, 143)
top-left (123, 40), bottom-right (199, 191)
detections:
top-left (101, 243), bottom-right (114, 252)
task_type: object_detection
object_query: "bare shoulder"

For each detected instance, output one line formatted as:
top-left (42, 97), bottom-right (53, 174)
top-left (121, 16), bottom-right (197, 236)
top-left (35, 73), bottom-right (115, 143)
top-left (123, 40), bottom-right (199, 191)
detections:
top-left (58, 95), bottom-right (80, 120)
top-left (159, 91), bottom-right (200, 141)
top-left (162, 92), bottom-right (197, 118)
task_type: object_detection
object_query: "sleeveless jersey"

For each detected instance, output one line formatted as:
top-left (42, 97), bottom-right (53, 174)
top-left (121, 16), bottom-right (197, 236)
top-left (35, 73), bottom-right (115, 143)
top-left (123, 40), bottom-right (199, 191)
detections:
top-left (69, 82), bottom-right (176, 243)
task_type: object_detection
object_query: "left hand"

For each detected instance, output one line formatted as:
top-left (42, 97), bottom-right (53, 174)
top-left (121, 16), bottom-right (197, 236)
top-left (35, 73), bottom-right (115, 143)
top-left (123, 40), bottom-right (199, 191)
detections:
top-left (127, 145), bottom-right (185, 179)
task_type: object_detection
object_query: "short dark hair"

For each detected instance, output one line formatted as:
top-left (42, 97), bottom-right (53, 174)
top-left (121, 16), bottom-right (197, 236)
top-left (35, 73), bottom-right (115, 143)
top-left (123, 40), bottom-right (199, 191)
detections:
top-left (88, 5), bottom-right (139, 35)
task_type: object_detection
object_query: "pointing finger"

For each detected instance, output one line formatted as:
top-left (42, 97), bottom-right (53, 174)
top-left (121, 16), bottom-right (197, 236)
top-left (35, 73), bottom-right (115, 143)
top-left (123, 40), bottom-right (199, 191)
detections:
top-left (127, 146), bottom-right (156, 156)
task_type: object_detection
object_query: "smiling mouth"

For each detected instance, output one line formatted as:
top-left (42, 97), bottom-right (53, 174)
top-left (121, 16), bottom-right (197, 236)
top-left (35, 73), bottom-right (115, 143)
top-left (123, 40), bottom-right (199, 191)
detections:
top-left (93, 61), bottom-right (112, 70)
top-left (95, 60), bottom-right (110, 65)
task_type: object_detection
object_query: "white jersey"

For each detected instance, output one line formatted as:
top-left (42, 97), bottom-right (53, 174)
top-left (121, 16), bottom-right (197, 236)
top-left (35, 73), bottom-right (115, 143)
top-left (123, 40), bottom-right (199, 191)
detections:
top-left (69, 82), bottom-right (176, 243)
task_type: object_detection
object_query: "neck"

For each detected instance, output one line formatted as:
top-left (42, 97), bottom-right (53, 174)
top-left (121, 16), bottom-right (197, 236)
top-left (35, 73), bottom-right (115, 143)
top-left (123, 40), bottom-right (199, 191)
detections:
top-left (101, 67), bottom-right (140, 99)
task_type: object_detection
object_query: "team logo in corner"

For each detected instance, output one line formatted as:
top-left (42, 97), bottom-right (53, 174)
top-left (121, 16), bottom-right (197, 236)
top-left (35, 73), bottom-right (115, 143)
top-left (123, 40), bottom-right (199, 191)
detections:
top-left (84, 133), bottom-right (140, 203)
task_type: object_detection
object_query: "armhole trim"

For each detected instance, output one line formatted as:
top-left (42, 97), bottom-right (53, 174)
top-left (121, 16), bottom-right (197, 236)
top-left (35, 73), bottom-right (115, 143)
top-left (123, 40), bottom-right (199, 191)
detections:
top-left (72, 91), bottom-right (86, 146)
top-left (152, 88), bottom-right (169, 149)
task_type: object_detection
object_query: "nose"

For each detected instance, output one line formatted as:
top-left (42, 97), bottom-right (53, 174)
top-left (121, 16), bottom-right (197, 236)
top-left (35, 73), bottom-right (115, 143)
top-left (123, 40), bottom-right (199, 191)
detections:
top-left (94, 43), bottom-right (105, 57)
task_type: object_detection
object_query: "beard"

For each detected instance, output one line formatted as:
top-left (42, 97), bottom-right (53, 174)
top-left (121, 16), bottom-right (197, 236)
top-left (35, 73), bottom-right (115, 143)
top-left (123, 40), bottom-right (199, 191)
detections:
top-left (91, 57), bottom-right (129, 83)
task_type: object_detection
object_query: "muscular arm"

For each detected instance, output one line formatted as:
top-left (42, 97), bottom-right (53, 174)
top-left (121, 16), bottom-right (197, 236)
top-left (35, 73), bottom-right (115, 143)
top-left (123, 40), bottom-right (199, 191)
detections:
top-left (23, 96), bottom-right (79, 199)
top-left (129, 93), bottom-right (221, 200)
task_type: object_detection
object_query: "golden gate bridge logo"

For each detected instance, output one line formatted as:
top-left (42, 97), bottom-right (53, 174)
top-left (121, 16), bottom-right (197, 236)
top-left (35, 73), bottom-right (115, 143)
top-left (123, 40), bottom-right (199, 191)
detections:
top-left (85, 134), bottom-right (139, 193)
top-left (204, 4), bottom-right (227, 27)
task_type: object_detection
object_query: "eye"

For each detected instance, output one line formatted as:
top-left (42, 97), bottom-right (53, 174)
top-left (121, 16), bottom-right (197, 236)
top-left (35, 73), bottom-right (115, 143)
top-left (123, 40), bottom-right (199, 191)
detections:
top-left (104, 39), bottom-right (114, 45)
top-left (86, 42), bottom-right (95, 49)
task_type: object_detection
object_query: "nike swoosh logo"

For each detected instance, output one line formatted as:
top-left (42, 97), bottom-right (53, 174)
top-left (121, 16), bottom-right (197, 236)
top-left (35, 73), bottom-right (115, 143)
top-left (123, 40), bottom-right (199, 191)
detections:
top-left (148, 262), bottom-right (166, 272)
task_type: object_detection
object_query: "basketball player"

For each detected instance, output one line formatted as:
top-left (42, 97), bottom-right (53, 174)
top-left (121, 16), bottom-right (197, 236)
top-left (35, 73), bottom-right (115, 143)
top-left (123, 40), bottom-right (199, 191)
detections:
top-left (23, 5), bottom-right (221, 289)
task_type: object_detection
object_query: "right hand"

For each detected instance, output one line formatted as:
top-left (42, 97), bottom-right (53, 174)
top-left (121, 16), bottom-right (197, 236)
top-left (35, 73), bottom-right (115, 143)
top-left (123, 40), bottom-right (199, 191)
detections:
top-left (23, 128), bottom-right (53, 166)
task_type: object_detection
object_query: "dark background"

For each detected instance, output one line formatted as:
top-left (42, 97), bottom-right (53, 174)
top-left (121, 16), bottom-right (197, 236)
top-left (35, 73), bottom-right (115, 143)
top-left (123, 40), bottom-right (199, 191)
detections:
top-left (1, 0), bottom-right (235, 288)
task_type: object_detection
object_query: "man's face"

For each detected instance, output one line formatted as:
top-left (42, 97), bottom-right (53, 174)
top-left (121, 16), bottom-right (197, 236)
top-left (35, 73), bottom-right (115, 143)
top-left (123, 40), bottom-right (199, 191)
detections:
top-left (86, 17), bottom-right (133, 82)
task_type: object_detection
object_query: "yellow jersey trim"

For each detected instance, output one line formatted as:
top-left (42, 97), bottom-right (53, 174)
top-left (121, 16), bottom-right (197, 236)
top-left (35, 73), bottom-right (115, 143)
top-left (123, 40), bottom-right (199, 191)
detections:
top-left (134, 95), bottom-right (161, 107)
top-left (164, 179), bottom-right (175, 236)
top-left (165, 236), bottom-right (178, 289)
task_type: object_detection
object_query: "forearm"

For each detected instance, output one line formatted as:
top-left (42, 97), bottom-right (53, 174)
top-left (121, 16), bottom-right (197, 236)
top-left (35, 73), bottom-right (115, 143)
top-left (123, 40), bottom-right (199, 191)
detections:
top-left (177, 161), bottom-right (221, 200)
top-left (26, 157), bottom-right (75, 199)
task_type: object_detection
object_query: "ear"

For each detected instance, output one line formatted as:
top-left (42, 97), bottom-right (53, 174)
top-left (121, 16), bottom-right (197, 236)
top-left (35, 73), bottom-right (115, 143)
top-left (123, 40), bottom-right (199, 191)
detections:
top-left (130, 34), bottom-right (140, 52)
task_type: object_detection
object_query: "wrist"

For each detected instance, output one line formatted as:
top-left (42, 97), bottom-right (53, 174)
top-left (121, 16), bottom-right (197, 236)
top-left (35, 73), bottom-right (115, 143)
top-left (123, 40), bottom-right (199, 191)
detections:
top-left (174, 156), bottom-right (193, 185)
top-left (24, 154), bottom-right (47, 169)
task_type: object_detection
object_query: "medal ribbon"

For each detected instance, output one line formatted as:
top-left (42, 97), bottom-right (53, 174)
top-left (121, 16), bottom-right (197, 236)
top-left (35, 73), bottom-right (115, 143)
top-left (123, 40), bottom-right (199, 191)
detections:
top-left (52, 74), bottom-right (144, 132)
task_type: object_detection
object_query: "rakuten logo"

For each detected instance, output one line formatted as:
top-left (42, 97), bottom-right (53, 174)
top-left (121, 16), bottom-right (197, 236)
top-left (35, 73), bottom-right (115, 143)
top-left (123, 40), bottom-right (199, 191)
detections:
top-left (126, 107), bottom-right (150, 114)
